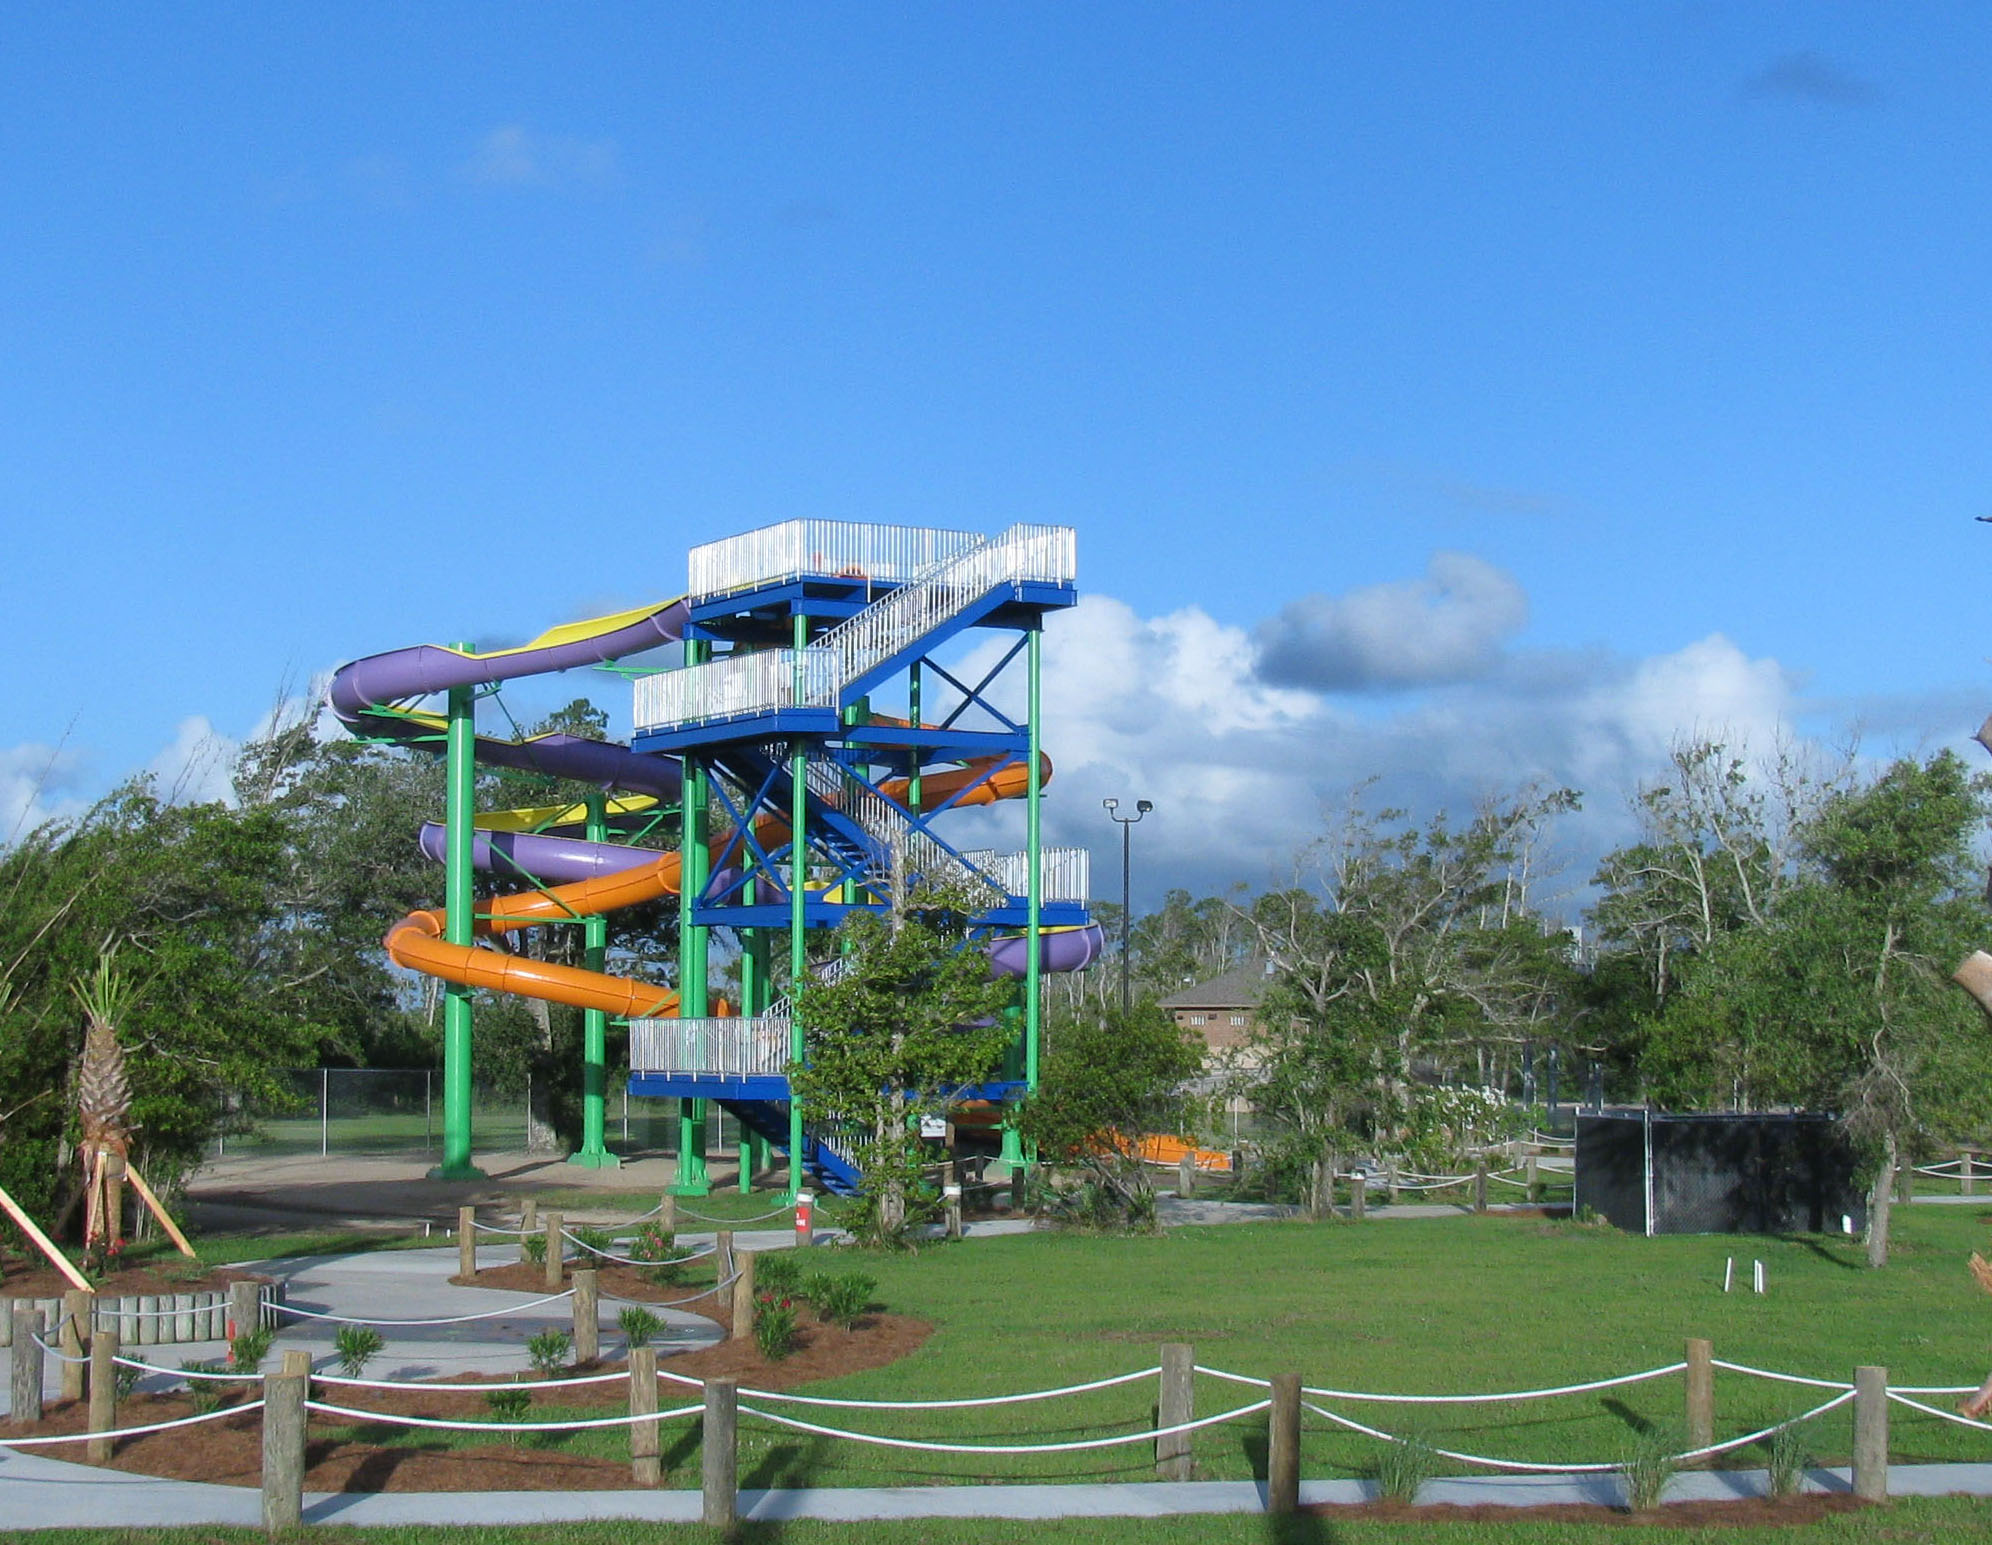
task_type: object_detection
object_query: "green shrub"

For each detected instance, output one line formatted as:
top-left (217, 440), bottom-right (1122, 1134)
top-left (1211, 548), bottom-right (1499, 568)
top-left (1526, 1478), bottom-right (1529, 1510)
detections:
top-left (627, 1221), bottom-right (682, 1286)
top-left (521, 1233), bottom-right (547, 1265)
top-left (229, 1326), bottom-right (274, 1372)
top-left (114, 1360), bottom-right (143, 1401)
top-left (618, 1305), bottom-right (663, 1350)
top-left (754, 1293), bottom-right (798, 1361)
top-left (1619, 1428), bottom-right (1678, 1512)
top-left (484, 1383), bottom-right (532, 1442)
top-left (571, 1225), bottom-right (614, 1261)
top-left (805, 1271), bottom-right (876, 1330)
top-left (180, 1359), bottom-right (229, 1414)
top-left (754, 1250), bottom-right (802, 1294)
top-left (1372, 1435), bottom-right (1437, 1504)
top-left (1767, 1420), bottom-right (1813, 1498)
top-left (526, 1328), bottom-right (572, 1376)
top-left (334, 1324), bottom-right (385, 1379)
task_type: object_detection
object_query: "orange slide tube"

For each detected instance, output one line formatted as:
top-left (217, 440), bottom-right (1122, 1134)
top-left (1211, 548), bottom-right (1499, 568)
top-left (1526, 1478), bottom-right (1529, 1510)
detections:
top-left (385, 754), bottom-right (1045, 1016)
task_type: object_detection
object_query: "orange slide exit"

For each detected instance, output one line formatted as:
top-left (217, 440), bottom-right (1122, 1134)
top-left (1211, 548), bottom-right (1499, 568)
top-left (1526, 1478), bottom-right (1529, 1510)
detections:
top-left (385, 755), bottom-right (1044, 1016)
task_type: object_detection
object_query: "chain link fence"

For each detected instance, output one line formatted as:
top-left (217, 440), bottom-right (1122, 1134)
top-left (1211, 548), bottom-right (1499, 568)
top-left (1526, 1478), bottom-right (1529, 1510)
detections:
top-left (217, 1068), bottom-right (743, 1160)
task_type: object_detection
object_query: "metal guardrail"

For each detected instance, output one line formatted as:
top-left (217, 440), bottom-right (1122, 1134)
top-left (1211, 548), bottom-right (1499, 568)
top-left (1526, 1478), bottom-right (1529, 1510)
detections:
top-left (688, 520), bottom-right (984, 599)
top-left (635, 523), bottom-right (1077, 731)
top-left (630, 1016), bottom-right (791, 1077)
top-left (959, 845), bottom-right (1090, 903)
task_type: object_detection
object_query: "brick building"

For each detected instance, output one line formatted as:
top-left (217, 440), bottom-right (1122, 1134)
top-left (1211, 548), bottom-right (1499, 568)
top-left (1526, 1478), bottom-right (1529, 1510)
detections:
top-left (1156, 960), bottom-right (1274, 1055)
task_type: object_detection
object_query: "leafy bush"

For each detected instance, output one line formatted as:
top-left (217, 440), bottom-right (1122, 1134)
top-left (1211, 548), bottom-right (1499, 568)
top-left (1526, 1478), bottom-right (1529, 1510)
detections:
top-left (627, 1221), bottom-right (683, 1286)
top-left (484, 1383), bottom-right (532, 1442)
top-left (618, 1305), bottom-right (663, 1350)
top-left (229, 1325), bottom-right (274, 1372)
top-left (571, 1225), bottom-right (614, 1261)
top-left (754, 1293), bottom-right (798, 1361)
top-left (334, 1324), bottom-right (384, 1379)
top-left (526, 1328), bottom-right (573, 1376)
top-left (802, 1271), bottom-right (876, 1330)
top-left (522, 1233), bottom-right (547, 1265)
top-left (754, 1250), bottom-right (803, 1294)
top-left (114, 1360), bottom-right (142, 1401)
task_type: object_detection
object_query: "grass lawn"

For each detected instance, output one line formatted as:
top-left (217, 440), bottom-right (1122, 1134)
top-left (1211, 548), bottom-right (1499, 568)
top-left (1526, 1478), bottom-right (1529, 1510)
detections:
top-left (281, 1201), bottom-right (1992, 1493)
top-left (17, 1498), bottom-right (1992, 1543)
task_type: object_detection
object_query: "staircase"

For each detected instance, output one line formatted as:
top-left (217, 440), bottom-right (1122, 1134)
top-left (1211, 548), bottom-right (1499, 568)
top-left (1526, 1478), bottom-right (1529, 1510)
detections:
top-left (722, 1098), bottom-right (860, 1195)
top-left (634, 523), bottom-right (1076, 732)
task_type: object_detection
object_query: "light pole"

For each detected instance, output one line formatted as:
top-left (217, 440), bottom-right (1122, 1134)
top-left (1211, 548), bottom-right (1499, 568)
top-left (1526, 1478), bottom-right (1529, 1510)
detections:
top-left (1103, 797), bottom-right (1152, 1016)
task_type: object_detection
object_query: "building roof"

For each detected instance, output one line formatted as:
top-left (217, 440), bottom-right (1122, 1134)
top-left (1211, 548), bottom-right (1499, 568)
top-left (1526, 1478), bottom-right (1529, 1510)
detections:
top-left (1156, 960), bottom-right (1275, 1011)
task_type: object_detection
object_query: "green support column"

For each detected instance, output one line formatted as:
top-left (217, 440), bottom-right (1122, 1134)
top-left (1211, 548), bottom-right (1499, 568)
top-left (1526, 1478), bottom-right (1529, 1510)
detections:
top-left (997, 628), bottom-right (1046, 1180)
top-left (430, 670), bottom-right (485, 1180)
top-left (568, 792), bottom-right (619, 1168)
top-left (908, 661), bottom-right (923, 814)
top-left (674, 638), bottom-right (712, 1197)
top-left (787, 613), bottom-right (809, 1202)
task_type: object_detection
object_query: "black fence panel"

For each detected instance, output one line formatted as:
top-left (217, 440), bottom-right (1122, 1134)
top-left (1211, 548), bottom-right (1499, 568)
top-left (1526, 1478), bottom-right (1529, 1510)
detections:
top-left (1576, 1112), bottom-right (1866, 1237)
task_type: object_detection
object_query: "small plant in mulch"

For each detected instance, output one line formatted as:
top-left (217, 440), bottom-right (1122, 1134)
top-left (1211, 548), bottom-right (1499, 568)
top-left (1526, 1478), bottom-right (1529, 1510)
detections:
top-left (180, 1359), bottom-right (229, 1414)
top-left (114, 1360), bottom-right (143, 1401)
top-left (1767, 1420), bottom-right (1813, 1498)
top-left (521, 1233), bottom-right (547, 1265)
top-left (526, 1328), bottom-right (573, 1376)
top-left (1619, 1427), bottom-right (1679, 1512)
top-left (801, 1271), bottom-right (876, 1330)
top-left (1371, 1433), bottom-right (1437, 1504)
top-left (571, 1225), bottom-right (615, 1261)
top-left (627, 1221), bottom-right (684, 1287)
top-left (334, 1324), bottom-right (385, 1378)
top-left (228, 1326), bottom-right (274, 1372)
top-left (484, 1383), bottom-right (532, 1443)
top-left (618, 1305), bottom-right (663, 1350)
top-left (754, 1292), bottom-right (798, 1361)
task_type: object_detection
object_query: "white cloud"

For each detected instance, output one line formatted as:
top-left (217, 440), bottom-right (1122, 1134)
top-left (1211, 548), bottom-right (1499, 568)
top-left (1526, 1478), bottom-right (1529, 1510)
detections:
top-left (0, 739), bottom-right (89, 846)
top-left (463, 125), bottom-right (618, 190)
top-left (1254, 551), bottom-right (1529, 691)
top-left (924, 576), bottom-right (1822, 916)
top-left (145, 716), bottom-right (238, 806)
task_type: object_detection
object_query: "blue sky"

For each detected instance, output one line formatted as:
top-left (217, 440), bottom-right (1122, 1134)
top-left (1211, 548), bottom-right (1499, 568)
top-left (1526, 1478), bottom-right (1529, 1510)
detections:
top-left (5, 7), bottom-right (1990, 908)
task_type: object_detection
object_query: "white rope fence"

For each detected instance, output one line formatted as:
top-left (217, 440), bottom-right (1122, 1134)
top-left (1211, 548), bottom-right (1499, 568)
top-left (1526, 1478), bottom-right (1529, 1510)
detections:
top-left (734, 1398), bottom-right (1272, 1455)
top-left (267, 1290), bottom-right (575, 1327)
top-left (1197, 1362), bottom-right (1686, 1404)
top-left (305, 1399), bottom-right (704, 1433)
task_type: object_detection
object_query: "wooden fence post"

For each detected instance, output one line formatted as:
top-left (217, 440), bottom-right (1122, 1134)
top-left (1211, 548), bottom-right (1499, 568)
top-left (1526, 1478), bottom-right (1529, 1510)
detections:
top-left (1156, 1342), bottom-right (1194, 1481)
top-left (628, 1345), bottom-right (660, 1485)
top-left (1473, 1154), bottom-right (1488, 1215)
top-left (228, 1279), bottom-right (262, 1344)
top-left (1386, 1160), bottom-right (1400, 1204)
top-left (660, 1193), bottom-right (676, 1234)
top-left (1268, 1372), bottom-right (1301, 1514)
top-left (543, 1212), bottom-right (564, 1291)
top-left (731, 1251), bottom-right (756, 1341)
top-left (11, 1308), bottom-right (45, 1424)
top-left (1683, 1338), bottom-right (1713, 1463)
top-left (458, 1205), bottom-right (476, 1279)
top-left (1178, 1152), bottom-right (1195, 1200)
top-left (1853, 1365), bottom-right (1888, 1501)
top-left (260, 1350), bottom-right (311, 1531)
top-left (1350, 1173), bottom-right (1367, 1220)
top-left (944, 1184), bottom-right (963, 1240)
top-left (88, 1327), bottom-right (120, 1462)
top-left (702, 1376), bottom-right (739, 1529)
top-left (1965, 1152), bottom-right (1977, 1197)
top-left (1526, 1153), bottom-right (1540, 1204)
top-left (572, 1269), bottom-right (599, 1364)
top-left (520, 1196), bottom-right (537, 1240)
top-left (60, 1290), bottom-right (90, 1401)
top-left (715, 1229), bottom-right (735, 1287)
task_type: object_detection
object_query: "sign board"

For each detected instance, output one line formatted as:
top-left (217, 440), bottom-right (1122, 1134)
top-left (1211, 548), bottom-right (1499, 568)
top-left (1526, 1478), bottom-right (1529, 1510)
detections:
top-left (919, 1114), bottom-right (950, 1140)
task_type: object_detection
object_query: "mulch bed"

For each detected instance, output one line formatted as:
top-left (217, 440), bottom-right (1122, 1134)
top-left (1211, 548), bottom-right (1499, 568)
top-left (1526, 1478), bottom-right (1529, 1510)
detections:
top-left (0, 1265), bottom-right (932, 1493)
top-left (1308, 1495), bottom-right (1873, 1527)
top-left (1, 1259), bottom-right (264, 1298)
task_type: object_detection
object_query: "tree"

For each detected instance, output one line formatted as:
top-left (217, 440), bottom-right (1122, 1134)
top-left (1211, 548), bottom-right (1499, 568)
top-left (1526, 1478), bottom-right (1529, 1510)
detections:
top-left (1240, 783), bottom-right (1581, 1212)
top-left (1020, 1000), bottom-right (1205, 1229)
top-left (791, 878), bottom-right (1017, 1242)
top-left (1641, 751), bottom-right (1992, 1265)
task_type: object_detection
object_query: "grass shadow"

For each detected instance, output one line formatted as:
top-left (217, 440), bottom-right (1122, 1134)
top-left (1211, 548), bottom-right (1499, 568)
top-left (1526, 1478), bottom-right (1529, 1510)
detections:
top-left (1778, 1234), bottom-right (1862, 1270)
top-left (1600, 1396), bottom-right (1653, 1436)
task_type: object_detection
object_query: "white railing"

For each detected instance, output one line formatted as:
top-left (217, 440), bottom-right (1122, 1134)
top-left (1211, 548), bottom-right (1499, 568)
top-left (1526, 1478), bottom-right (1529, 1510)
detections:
top-left (634, 523), bottom-right (1077, 731)
top-left (764, 956), bottom-right (855, 1023)
top-left (630, 1017), bottom-right (790, 1077)
top-left (688, 521), bottom-right (984, 599)
top-left (804, 758), bottom-right (1004, 904)
top-left (958, 845), bottom-right (1091, 903)
top-left (634, 648), bottom-right (836, 732)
